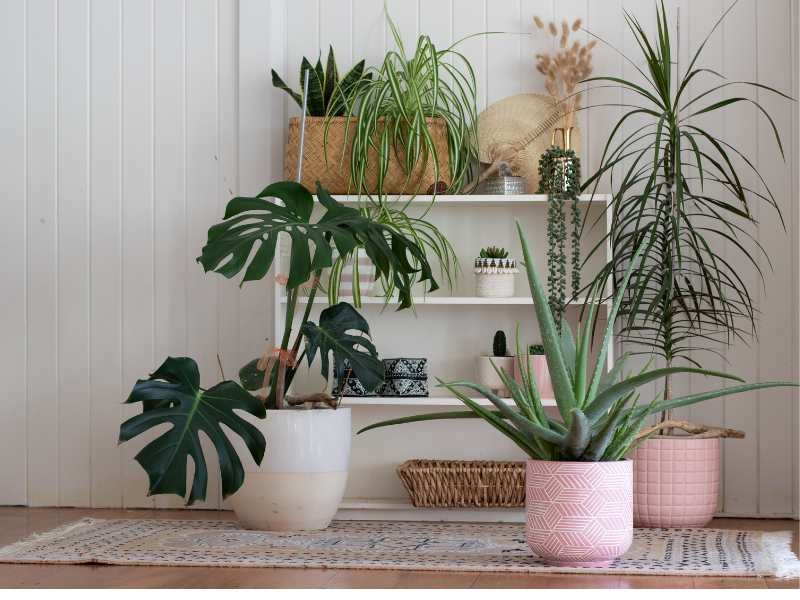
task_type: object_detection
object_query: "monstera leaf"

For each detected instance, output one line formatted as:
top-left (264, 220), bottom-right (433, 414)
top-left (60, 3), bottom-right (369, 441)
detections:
top-left (119, 357), bottom-right (267, 505)
top-left (302, 302), bottom-right (384, 394)
top-left (197, 181), bottom-right (436, 309)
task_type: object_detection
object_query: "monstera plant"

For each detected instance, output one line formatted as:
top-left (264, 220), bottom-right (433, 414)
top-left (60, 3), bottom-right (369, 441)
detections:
top-left (119, 181), bottom-right (437, 504)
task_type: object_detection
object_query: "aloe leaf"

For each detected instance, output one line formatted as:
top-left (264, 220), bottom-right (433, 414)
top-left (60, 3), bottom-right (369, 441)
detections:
top-left (516, 221), bottom-right (577, 422)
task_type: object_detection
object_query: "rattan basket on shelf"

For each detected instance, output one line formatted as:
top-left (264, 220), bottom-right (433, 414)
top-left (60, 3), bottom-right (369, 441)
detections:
top-left (396, 459), bottom-right (525, 508)
top-left (284, 116), bottom-right (450, 194)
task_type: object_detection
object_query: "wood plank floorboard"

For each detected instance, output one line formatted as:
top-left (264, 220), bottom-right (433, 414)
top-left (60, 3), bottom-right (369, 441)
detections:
top-left (0, 508), bottom-right (796, 588)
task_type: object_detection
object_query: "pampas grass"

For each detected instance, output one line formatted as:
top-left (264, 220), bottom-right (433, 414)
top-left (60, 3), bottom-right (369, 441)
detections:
top-left (533, 17), bottom-right (595, 130)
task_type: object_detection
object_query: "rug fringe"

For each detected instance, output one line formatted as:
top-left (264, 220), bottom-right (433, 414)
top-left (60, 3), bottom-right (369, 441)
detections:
top-left (0, 518), bottom-right (100, 559)
top-left (763, 531), bottom-right (800, 579)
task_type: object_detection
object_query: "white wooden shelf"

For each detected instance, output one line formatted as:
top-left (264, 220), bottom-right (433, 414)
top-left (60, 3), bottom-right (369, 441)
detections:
top-left (283, 295), bottom-right (608, 306)
top-left (339, 396), bottom-right (556, 407)
top-left (324, 193), bottom-right (608, 206)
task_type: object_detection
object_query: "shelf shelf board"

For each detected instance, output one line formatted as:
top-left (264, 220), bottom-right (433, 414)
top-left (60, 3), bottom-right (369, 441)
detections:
top-left (321, 194), bottom-right (609, 206)
top-left (283, 295), bottom-right (607, 306)
top-left (339, 396), bottom-right (556, 407)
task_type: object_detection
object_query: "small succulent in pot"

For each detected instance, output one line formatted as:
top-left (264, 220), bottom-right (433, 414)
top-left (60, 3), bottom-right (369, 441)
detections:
top-left (529, 344), bottom-right (545, 355)
top-left (475, 247), bottom-right (518, 297)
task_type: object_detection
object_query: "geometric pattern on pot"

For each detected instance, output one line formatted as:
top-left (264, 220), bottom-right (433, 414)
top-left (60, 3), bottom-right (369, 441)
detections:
top-left (526, 460), bottom-right (633, 567)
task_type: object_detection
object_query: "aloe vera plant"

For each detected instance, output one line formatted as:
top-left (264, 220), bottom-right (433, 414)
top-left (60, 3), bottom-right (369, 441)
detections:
top-left (359, 222), bottom-right (796, 461)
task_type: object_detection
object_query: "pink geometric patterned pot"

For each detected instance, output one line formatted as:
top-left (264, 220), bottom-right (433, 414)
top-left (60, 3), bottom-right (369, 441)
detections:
top-left (631, 436), bottom-right (720, 528)
top-left (525, 460), bottom-right (633, 567)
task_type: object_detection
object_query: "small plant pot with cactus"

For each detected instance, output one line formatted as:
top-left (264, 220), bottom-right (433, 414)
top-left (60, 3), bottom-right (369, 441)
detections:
top-left (476, 330), bottom-right (515, 398)
top-left (474, 246), bottom-right (518, 298)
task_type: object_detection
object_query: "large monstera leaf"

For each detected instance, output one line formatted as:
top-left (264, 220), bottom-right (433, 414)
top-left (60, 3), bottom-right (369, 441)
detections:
top-left (119, 357), bottom-right (267, 505)
top-left (302, 302), bottom-right (384, 394)
top-left (197, 181), bottom-right (437, 309)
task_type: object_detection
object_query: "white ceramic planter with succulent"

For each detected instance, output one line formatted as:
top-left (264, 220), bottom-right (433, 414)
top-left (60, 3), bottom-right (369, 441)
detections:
top-left (474, 246), bottom-right (517, 298)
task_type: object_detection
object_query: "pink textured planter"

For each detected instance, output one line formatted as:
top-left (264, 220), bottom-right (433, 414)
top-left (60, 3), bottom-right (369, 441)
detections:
top-left (513, 355), bottom-right (554, 398)
top-left (525, 460), bottom-right (633, 567)
top-left (631, 436), bottom-right (720, 528)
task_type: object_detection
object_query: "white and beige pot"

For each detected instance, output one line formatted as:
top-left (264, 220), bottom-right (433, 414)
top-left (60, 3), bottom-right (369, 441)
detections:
top-left (231, 408), bottom-right (351, 531)
top-left (474, 257), bottom-right (518, 297)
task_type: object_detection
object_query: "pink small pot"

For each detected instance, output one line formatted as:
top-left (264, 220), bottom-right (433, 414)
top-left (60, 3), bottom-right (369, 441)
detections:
top-left (514, 354), bottom-right (554, 398)
top-left (525, 459), bottom-right (633, 567)
top-left (631, 436), bottom-right (720, 528)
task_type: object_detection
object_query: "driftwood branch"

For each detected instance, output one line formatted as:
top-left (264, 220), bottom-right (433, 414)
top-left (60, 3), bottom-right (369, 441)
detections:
top-left (635, 419), bottom-right (745, 440)
top-left (284, 392), bottom-right (340, 409)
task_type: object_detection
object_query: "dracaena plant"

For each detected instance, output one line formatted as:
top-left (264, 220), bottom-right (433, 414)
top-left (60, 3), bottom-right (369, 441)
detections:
top-left (119, 181), bottom-right (437, 504)
top-left (580, 1), bottom-right (792, 421)
top-left (359, 222), bottom-right (795, 461)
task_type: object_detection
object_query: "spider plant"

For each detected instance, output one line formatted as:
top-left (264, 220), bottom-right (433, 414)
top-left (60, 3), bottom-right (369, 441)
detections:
top-left (359, 222), bottom-right (795, 461)
top-left (580, 1), bottom-right (793, 420)
top-left (333, 13), bottom-right (479, 196)
top-left (326, 201), bottom-right (459, 307)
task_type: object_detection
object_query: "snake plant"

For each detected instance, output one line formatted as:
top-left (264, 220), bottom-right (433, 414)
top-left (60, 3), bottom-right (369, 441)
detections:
top-left (359, 222), bottom-right (796, 461)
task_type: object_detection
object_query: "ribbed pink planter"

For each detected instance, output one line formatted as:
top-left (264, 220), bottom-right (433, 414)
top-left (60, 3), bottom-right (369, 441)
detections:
top-left (525, 460), bottom-right (633, 567)
top-left (631, 437), bottom-right (720, 528)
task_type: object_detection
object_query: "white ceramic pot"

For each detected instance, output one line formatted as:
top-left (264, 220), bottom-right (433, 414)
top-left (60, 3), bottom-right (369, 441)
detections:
top-left (230, 408), bottom-right (351, 531)
top-left (474, 258), bottom-right (518, 298)
top-left (476, 356), bottom-right (515, 397)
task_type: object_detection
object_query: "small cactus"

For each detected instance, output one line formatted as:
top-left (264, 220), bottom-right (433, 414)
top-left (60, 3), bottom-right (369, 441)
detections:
top-left (529, 344), bottom-right (545, 355)
top-left (479, 246), bottom-right (509, 259)
top-left (493, 330), bottom-right (507, 357)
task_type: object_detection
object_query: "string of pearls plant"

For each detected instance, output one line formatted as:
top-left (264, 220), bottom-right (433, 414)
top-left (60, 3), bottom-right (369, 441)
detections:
top-left (537, 146), bottom-right (581, 328)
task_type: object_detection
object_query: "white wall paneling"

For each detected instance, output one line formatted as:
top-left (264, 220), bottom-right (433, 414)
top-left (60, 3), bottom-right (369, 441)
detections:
top-left (0, 0), bottom-right (796, 517)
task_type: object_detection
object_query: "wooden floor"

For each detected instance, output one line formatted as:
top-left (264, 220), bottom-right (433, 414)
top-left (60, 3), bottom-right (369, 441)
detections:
top-left (0, 507), bottom-right (796, 589)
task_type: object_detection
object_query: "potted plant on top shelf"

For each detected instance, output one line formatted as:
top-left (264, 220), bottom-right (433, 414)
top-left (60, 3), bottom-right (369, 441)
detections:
top-left (580, 1), bottom-right (794, 527)
top-left (118, 181), bottom-right (437, 531)
top-left (360, 221), bottom-right (794, 566)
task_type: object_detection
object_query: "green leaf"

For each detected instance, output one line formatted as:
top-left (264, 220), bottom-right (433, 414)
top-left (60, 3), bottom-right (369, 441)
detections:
top-left (301, 302), bottom-right (384, 393)
top-left (270, 69), bottom-right (302, 108)
top-left (239, 358), bottom-right (266, 391)
top-left (516, 220), bottom-right (577, 422)
top-left (119, 357), bottom-right (266, 505)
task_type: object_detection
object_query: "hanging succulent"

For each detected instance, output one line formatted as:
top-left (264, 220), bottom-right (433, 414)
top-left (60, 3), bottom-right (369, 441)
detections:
top-left (537, 144), bottom-right (581, 328)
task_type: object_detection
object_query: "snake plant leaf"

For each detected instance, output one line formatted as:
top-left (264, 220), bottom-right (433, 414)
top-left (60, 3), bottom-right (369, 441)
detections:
top-left (119, 356), bottom-right (266, 505)
top-left (270, 69), bottom-right (303, 108)
top-left (301, 302), bottom-right (384, 394)
top-left (323, 46), bottom-right (339, 109)
top-left (300, 56), bottom-right (326, 116)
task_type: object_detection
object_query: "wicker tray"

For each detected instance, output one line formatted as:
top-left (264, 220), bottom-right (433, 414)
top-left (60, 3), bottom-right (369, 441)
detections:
top-left (396, 459), bottom-right (525, 508)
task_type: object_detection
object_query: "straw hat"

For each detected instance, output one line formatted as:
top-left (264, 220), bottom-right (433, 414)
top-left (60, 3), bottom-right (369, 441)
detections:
top-left (477, 94), bottom-right (581, 192)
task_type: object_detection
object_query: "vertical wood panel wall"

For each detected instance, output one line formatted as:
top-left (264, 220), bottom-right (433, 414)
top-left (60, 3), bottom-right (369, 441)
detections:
top-left (0, 0), bottom-right (796, 517)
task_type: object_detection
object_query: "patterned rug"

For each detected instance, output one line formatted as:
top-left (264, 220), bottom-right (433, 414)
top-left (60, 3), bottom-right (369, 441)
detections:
top-left (1, 518), bottom-right (798, 578)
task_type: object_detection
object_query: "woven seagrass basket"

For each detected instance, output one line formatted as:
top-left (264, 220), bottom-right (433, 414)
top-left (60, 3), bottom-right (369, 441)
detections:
top-left (284, 116), bottom-right (450, 194)
top-left (396, 459), bottom-right (525, 508)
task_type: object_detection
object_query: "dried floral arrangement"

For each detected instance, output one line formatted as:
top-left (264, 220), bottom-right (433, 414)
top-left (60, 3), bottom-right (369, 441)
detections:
top-left (533, 17), bottom-right (596, 129)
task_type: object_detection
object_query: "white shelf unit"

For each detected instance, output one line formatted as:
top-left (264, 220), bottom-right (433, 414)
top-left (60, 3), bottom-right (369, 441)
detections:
top-left (273, 193), bottom-right (613, 520)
